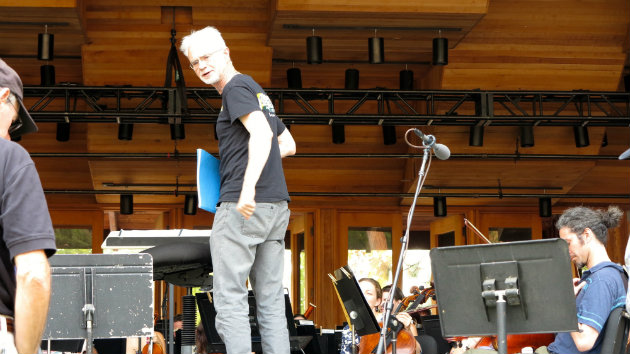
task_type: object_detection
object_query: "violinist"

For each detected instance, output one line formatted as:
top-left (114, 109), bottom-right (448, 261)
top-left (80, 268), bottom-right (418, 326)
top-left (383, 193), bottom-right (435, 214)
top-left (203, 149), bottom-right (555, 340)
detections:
top-left (340, 278), bottom-right (421, 354)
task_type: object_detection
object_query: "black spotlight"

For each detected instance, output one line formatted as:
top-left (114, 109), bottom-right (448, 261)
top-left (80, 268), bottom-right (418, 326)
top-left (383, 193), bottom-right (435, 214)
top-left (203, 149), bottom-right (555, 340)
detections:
top-left (382, 126), bottom-right (396, 145)
top-left (287, 67), bottom-right (302, 89)
top-left (432, 37), bottom-right (448, 66)
top-left (118, 123), bottom-right (134, 141)
top-left (623, 74), bottom-right (630, 92)
top-left (368, 37), bottom-right (384, 64)
top-left (184, 194), bottom-right (198, 215)
top-left (56, 122), bottom-right (70, 142)
top-left (520, 126), bottom-right (534, 147)
top-left (399, 69), bottom-right (414, 90)
top-left (573, 126), bottom-right (589, 148)
top-left (601, 131), bottom-right (608, 147)
top-left (40, 64), bottom-right (55, 86)
top-left (539, 197), bottom-right (552, 218)
top-left (332, 124), bottom-right (345, 144)
top-left (38, 31), bottom-right (54, 61)
top-left (120, 194), bottom-right (133, 215)
top-left (170, 123), bottom-right (185, 140)
top-left (306, 35), bottom-right (322, 64)
top-left (433, 196), bottom-right (447, 217)
top-left (345, 69), bottom-right (359, 90)
top-left (469, 125), bottom-right (484, 147)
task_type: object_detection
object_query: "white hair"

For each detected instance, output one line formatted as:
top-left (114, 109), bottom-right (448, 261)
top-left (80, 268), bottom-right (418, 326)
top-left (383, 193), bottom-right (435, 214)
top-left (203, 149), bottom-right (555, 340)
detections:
top-left (180, 26), bottom-right (227, 55)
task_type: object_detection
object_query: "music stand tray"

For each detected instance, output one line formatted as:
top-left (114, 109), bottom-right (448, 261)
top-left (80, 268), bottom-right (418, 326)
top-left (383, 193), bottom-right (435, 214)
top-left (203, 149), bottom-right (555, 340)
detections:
top-left (431, 239), bottom-right (578, 354)
top-left (43, 254), bottom-right (154, 353)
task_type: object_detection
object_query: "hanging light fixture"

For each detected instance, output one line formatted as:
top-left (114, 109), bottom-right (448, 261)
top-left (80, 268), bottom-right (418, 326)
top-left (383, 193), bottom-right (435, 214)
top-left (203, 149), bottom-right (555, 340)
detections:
top-left (287, 66), bottom-right (302, 89)
top-left (432, 30), bottom-right (448, 66)
top-left (120, 194), bottom-right (133, 215)
top-left (332, 124), bottom-right (345, 144)
top-left (539, 197), bottom-right (552, 217)
top-left (368, 29), bottom-right (384, 64)
top-left (345, 68), bottom-right (359, 90)
top-left (184, 194), bottom-right (198, 215)
top-left (306, 29), bottom-right (322, 64)
top-left (56, 115), bottom-right (70, 142)
top-left (118, 122), bottom-right (134, 141)
top-left (399, 65), bottom-right (414, 90)
top-left (38, 25), bottom-right (55, 86)
top-left (573, 125), bottom-right (590, 148)
top-left (170, 123), bottom-right (185, 140)
top-left (469, 125), bottom-right (484, 147)
top-left (520, 126), bottom-right (534, 147)
top-left (433, 196), bottom-right (447, 217)
top-left (382, 126), bottom-right (396, 145)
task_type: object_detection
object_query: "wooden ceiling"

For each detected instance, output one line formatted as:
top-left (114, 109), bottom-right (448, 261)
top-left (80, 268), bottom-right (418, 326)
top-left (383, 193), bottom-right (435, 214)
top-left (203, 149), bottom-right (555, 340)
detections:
top-left (1, 0), bottom-right (630, 224)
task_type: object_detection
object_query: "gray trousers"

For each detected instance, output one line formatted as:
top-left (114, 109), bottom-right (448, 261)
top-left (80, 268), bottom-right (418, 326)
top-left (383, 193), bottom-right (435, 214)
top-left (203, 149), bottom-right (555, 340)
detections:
top-left (210, 201), bottom-right (291, 354)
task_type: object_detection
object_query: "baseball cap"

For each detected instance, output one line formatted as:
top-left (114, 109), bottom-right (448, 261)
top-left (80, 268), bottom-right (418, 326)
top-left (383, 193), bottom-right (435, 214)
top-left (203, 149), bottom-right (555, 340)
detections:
top-left (0, 59), bottom-right (38, 139)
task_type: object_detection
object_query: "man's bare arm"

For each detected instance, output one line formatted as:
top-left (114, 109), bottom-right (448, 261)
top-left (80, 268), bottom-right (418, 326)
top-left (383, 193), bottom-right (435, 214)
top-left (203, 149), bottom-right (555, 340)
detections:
top-left (277, 128), bottom-right (296, 158)
top-left (14, 250), bottom-right (51, 354)
top-left (570, 322), bottom-right (599, 352)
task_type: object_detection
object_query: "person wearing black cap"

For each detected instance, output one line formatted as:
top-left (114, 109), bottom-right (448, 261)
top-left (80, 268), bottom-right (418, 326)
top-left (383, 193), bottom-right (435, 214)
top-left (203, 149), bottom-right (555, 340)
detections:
top-left (0, 58), bottom-right (57, 354)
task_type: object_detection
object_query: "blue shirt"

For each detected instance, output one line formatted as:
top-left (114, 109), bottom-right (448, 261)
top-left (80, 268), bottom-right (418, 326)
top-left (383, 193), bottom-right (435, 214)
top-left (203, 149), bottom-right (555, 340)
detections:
top-left (548, 262), bottom-right (626, 354)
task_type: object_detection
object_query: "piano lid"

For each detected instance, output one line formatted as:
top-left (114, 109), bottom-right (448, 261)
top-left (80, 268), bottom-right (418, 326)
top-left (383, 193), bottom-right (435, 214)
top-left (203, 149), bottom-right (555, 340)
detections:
top-left (101, 229), bottom-right (211, 253)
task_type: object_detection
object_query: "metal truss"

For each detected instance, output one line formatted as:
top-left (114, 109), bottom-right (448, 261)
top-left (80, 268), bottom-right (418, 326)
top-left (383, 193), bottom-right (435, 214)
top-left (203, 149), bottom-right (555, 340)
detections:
top-left (23, 86), bottom-right (630, 126)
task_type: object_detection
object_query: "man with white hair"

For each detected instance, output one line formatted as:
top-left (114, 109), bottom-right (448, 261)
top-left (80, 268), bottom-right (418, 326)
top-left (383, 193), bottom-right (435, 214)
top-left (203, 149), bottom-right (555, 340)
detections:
top-left (0, 58), bottom-right (57, 354)
top-left (180, 27), bottom-right (296, 354)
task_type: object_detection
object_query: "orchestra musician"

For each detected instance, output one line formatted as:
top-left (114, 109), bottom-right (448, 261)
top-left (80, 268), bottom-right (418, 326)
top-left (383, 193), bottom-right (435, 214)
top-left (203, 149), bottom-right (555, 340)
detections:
top-left (340, 278), bottom-right (421, 354)
top-left (457, 206), bottom-right (627, 354)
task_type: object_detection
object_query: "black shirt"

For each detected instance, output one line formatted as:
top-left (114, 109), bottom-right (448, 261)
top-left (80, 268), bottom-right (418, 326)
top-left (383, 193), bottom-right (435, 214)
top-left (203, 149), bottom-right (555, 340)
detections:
top-left (0, 139), bottom-right (56, 316)
top-left (216, 74), bottom-right (290, 203)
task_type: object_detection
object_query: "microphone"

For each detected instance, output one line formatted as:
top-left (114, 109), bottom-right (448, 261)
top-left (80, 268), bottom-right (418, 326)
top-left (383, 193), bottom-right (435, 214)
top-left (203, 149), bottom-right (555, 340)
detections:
top-left (413, 128), bottom-right (451, 160)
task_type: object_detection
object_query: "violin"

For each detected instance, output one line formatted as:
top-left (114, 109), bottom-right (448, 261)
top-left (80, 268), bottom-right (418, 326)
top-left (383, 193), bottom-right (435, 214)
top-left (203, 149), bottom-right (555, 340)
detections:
top-left (141, 331), bottom-right (166, 354)
top-left (358, 300), bottom-right (419, 354)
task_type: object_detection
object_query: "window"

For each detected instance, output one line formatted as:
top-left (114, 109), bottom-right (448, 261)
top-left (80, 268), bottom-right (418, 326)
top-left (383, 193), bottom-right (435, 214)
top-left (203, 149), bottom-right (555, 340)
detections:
top-left (54, 228), bottom-right (92, 254)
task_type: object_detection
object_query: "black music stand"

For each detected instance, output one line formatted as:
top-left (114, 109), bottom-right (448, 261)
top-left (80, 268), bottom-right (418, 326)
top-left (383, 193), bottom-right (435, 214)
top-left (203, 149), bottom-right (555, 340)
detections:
top-left (43, 254), bottom-right (154, 354)
top-left (196, 290), bottom-right (310, 353)
top-left (330, 266), bottom-right (380, 337)
top-left (431, 239), bottom-right (579, 354)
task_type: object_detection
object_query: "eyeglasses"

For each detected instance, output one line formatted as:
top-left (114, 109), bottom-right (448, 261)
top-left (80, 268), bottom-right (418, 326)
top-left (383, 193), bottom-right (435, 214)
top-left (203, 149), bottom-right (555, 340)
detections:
top-left (189, 47), bottom-right (225, 70)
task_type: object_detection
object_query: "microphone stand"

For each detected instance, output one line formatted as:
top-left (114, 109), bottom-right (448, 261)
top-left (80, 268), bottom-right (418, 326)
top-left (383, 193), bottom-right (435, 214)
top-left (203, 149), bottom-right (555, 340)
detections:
top-left (375, 144), bottom-right (432, 354)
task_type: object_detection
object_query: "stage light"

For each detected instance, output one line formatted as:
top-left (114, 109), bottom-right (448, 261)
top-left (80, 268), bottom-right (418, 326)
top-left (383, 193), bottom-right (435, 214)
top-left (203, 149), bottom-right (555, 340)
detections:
top-left (345, 69), bottom-right (359, 90)
top-left (432, 37), bottom-right (448, 66)
top-left (120, 194), bottom-right (133, 215)
top-left (56, 122), bottom-right (70, 142)
top-left (539, 197), bottom-right (552, 218)
top-left (184, 195), bottom-right (197, 215)
top-left (399, 68), bottom-right (413, 90)
top-left (37, 26), bottom-right (54, 61)
top-left (382, 126), bottom-right (396, 145)
top-left (287, 67), bottom-right (302, 89)
top-left (574, 125), bottom-right (589, 148)
top-left (433, 196), bottom-right (447, 217)
top-left (469, 125), bottom-right (484, 147)
top-left (118, 123), bottom-right (133, 141)
top-left (170, 123), bottom-right (185, 140)
top-left (332, 124), bottom-right (345, 144)
top-left (520, 126), bottom-right (534, 147)
top-left (306, 30), bottom-right (322, 64)
top-left (368, 31), bottom-right (384, 64)
top-left (40, 65), bottom-right (55, 86)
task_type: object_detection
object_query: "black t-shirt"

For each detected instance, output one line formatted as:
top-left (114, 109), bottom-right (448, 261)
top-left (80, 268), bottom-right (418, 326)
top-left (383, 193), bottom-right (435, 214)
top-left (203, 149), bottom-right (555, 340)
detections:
top-left (0, 139), bottom-right (56, 316)
top-left (216, 74), bottom-right (290, 203)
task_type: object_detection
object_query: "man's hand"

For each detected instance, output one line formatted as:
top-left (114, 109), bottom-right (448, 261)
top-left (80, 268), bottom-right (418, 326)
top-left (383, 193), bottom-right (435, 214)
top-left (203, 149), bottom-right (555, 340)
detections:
top-left (573, 278), bottom-right (586, 296)
top-left (237, 187), bottom-right (256, 219)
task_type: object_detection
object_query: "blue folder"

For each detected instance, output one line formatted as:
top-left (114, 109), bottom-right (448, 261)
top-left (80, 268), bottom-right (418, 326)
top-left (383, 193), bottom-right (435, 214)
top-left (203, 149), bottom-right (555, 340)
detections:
top-left (196, 149), bottom-right (221, 213)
